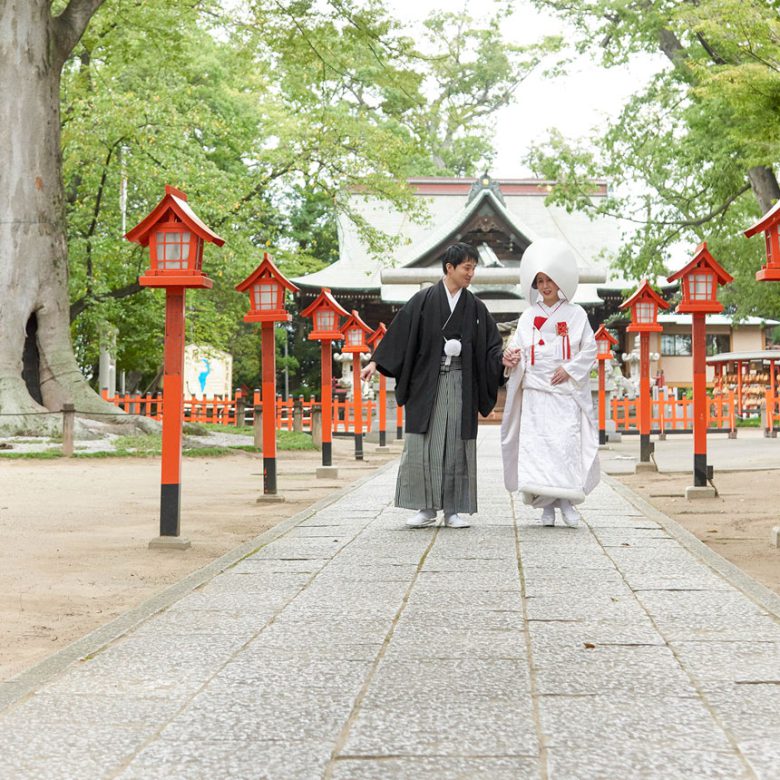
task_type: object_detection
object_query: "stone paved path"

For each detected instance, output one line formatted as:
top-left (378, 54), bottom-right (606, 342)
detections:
top-left (1, 429), bottom-right (780, 779)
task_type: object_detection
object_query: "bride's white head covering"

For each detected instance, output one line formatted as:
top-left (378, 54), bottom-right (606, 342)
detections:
top-left (520, 238), bottom-right (579, 305)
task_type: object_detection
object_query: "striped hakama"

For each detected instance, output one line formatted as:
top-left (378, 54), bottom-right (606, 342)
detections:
top-left (394, 357), bottom-right (478, 514)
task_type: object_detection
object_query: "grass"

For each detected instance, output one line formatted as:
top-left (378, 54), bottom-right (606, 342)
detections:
top-left (114, 433), bottom-right (163, 455)
top-left (276, 430), bottom-right (317, 450)
top-left (199, 422), bottom-right (254, 436)
top-left (0, 428), bottom-right (317, 458)
top-left (0, 449), bottom-right (62, 459)
top-left (184, 446), bottom-right (235, 457)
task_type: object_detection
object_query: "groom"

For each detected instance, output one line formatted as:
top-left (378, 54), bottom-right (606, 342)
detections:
top-left (361, 242), bottom-right (504, 528)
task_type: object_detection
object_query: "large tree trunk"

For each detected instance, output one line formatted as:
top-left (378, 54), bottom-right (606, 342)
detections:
top-left (748, 166), bottom-right (780, 216)
top-left (0, 0), bottom-right (116, 434)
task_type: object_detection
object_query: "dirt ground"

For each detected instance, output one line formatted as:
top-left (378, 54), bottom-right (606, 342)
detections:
top-left (0, 438), bottom-right (399, 682)
top-left (611, 469), bottom-right (780, 598)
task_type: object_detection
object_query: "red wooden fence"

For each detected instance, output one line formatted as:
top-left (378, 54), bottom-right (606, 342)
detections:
top-left (609, 391), bottom-right (736, 434)
top-left (102, 389), bottom-right (375, 433)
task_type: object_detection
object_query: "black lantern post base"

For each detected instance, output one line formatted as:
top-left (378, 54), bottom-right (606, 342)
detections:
top-left (640, 435), bottom-right (654, 463)
top-left (149, 483), bottom-right (191, 549)
top-left (694, 453), bottom-right (708, 487)
top-left (159, 483), bottom-right (181, 536)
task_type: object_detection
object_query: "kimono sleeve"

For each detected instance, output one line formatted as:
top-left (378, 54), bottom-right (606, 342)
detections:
top-left (565, 310), bottom-right (597, 383)
top-left (370, 296), bottom-right (421, 382)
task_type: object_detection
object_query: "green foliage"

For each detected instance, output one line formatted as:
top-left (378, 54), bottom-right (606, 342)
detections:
top-left (528, 0), bottom-right (780, 318)
top-left (60, 0), bottom-right (555, 390)
top-left (0, 450), bottom-right (62, 460)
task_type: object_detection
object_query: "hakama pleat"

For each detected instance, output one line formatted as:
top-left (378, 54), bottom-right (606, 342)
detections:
top-left (395, 358), bottom-right (477, 514)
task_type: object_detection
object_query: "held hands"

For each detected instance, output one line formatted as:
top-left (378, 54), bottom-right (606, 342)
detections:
top-left (502, 347), bottom-right (521, 369)
top-left (551, 366), bottom-right (571, 385)
top-left (360, 361), bottom-right (377, 382)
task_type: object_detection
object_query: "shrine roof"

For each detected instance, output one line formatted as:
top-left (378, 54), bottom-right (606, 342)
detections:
top-left (293, 176), bottom-right (625, 306)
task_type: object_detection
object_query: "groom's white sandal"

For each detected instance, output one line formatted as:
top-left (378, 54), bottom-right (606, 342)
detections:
top-left (406, 509), bottom-right (437, 528)
top-left (444, 513), bottom-right (470, 528)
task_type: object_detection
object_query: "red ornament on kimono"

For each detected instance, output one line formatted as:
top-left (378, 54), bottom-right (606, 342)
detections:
top-left (531, 316), bottom-right (548, 364)
top-left (557, 321), bottom-right (571, 360)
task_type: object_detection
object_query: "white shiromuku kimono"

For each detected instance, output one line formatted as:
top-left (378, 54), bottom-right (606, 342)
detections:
top-left (501, 301), bottom-right (600, 507)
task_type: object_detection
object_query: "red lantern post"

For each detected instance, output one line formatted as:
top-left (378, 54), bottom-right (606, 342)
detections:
top-left (126, 185), bottom-right (224, 547)
top-left (746, 203), bottom-right (780, 438)
top-left (367, 323), bottom-right (389, 451)
top-left (301, 288), bottom-right (349, 476)
top-left (340, 311), bottom-right (372, 460)
top-left (236, 252), bottom-right (299, 499)
top-left (594, 325), bottom-right (619, 446)
top-left (667, 242), bottom-right (733, 496)
top-left (620, 280), bottom-right (670, 470)
top-left (745, 200), bottom-right (780, 282)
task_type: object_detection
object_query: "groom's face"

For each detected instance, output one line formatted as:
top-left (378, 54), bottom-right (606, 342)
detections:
top-left (446, 259), bottom-right (477, 290)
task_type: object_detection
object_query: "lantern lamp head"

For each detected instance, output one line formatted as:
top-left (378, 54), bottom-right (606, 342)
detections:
top-left (620, 279), bottom-right (669, 333)
top-left (745, 200), bottom-right (780, 282)
top-left (340, 310), bottom-right (372, 354)
top-left (236, 252), bottom-right (299, 323)
top-left (367, 322), bottom-right (387, 350)
top-left (667, 242), bottom-right (732, 314)
top-left (126, 185), bottom-right (224, 289)
top-left (594, 324), bottom-right (618, 361)
top-left (300, 288), bottom-right (350, 341)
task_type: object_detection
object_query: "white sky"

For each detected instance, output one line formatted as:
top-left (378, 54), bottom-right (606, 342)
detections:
top-left (386, 0), bottom-right (666, 177)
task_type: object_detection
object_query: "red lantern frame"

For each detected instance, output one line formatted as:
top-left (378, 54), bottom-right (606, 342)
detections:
top-left (620, 279), bottom-right (670, 333)
top-left (667, 242), bottom-right (732, 314)
top-left (236, 252), bottom-right (300, 323)
top-left (127, 185), bottom-right (224, 289)
top-left (745, 200), bottom-right (780, 282)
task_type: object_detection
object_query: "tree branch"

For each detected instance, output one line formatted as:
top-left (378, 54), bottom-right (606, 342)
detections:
top-left (70, 281), bottom-right (142, 322)
top-left (52, 0), bottom-right (106, 68)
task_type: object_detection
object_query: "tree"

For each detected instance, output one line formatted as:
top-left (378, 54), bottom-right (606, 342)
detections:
top-left (0, 0), bottom-right (109, 432)
top-left (60, 1), bottom-right (551, 391)
top-left (526, 0), bottom-right (780, 316)
top-left (1, 0), bottom-right (550, 433)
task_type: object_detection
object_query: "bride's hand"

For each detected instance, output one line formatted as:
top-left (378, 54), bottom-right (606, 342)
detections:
top-left (551, 367), bottom-right (571, 385)
top-left (502, 347), bottom-right (520, 368)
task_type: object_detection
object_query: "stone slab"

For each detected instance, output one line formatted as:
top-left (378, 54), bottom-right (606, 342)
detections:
top-left (148, 535), bottom-right (191, 550)
top-left (635, 461), bottom-right (658, 473)
top-left (685, 485), bottom-right (717, 500)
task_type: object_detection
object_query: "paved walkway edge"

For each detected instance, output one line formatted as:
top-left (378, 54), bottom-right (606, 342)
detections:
top-left (0, 459), bottom-right (399, 714)
top-left (606, 473), bottom-right (780, 619)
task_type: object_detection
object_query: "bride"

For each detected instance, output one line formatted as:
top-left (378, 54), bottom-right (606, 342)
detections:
top-left (500, 238), bottom-right (600, 527)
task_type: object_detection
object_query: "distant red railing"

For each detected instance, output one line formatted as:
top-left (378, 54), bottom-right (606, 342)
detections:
top-left (102, 389), bottom-right (374, 433)
top-left (764, 389), bottom-right (780, 433)
top-left (609, 391), bottom-right (735, 434)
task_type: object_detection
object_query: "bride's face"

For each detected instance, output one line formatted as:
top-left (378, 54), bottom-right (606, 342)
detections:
top-left (534, 273), bottom-right (560, 305)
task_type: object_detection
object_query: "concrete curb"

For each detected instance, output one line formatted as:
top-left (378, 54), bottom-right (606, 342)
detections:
top-left (0, 458), bottom-right (399, 714)
top-left (605, 473), bottom-right (780, 620)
